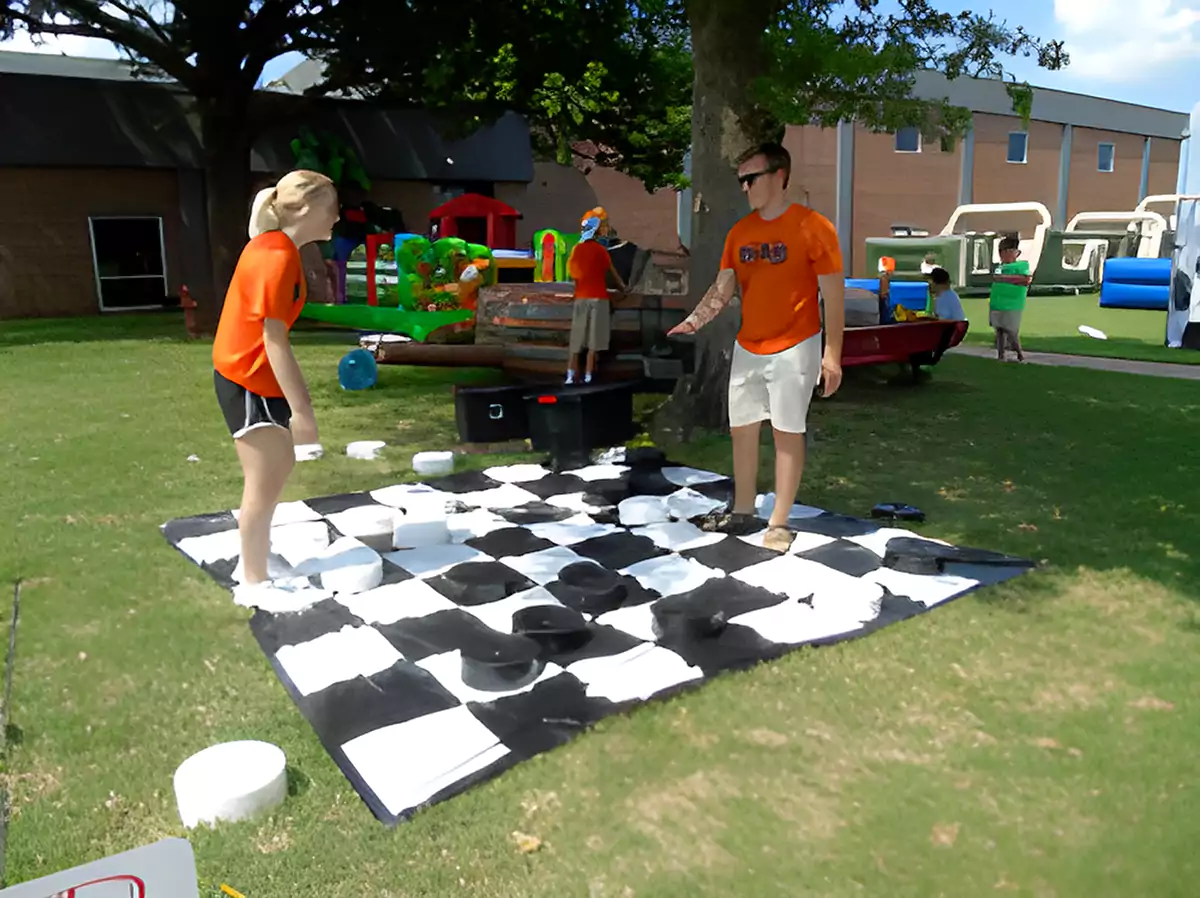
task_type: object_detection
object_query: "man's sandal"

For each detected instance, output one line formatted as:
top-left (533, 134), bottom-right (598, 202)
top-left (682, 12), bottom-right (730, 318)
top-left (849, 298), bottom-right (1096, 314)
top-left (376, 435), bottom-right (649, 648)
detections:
top-left (763, 526), bottom-right (795, 553)
top-left (698, 510), bottom-right (761, 535)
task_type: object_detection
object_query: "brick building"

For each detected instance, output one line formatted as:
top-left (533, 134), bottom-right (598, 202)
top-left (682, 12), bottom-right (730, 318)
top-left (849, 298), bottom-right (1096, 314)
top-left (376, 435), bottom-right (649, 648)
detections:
top-left (0, 51), bottom-right (1187, 317)
top-left (0, 51), bottom-right (685, 319)
top-left (764, 72), bottom-right (1189, 276)
top-left (0, 51), bottom-right (553, 318)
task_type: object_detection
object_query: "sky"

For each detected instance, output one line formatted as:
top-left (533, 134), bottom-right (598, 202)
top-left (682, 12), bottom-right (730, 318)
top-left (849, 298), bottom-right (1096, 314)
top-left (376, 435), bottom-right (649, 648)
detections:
top-left (1, 0), bottom-right (1199, 113)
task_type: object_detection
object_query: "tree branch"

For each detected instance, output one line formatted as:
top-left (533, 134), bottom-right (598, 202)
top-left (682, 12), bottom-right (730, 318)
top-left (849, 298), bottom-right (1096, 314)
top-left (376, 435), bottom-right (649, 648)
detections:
top-left (3, 8), bottom-right (111, 42)
top-left (99, 0), bottom-right (173, 46)
top-left (243, 4), bottom-right (338, 91)
top-left (28, 0), bottom-right (196, 83)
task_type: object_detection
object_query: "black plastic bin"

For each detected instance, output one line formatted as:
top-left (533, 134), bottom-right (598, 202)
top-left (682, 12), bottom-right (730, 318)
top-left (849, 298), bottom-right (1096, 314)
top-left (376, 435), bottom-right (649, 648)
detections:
top-left (526, 381), bottom-right (639, 470)
top-left (453, 384), bottom-right (532, 444)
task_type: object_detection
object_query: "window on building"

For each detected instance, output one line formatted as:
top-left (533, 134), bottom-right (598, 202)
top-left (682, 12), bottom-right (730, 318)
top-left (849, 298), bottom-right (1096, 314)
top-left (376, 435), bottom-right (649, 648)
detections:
top-left (894, 127), bottom-right (921, 153)
top-left (1098, 142), bottom-right (1115, 172)
top-left (88, 216), bottom-right (168, 311)
top-left (1007, 132), bottom-right (1028, 164)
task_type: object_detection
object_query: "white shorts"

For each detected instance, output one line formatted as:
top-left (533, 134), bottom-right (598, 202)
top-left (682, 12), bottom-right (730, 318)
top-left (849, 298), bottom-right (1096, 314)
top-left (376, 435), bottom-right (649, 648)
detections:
top-left (728, 334), bottom-right (821, 433)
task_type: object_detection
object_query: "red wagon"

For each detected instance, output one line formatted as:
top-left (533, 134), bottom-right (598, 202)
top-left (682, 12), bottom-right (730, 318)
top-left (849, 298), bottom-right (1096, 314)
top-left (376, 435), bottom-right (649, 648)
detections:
top-left (842, 318), bottom-right (969, 381)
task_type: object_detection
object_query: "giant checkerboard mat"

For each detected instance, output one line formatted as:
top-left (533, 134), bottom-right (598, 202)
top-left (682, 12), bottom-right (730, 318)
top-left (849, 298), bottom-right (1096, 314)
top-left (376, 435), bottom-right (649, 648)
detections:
top-left (161, 448), bottom-right (1034, 825)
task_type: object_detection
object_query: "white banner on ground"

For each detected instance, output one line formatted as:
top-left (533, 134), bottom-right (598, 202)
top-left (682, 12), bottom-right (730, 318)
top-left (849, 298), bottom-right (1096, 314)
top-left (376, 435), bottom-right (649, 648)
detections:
top-left (1167, 103), bottom-right (1200, 349)
top-left (0, 838), bottom-right (198, 898)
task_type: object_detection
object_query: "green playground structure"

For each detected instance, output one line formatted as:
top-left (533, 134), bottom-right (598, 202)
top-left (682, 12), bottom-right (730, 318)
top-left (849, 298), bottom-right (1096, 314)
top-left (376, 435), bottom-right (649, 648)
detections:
top-left (302, 232), bottom-right (496, 340)
top-left (300, 302), bottom-right (473, 341)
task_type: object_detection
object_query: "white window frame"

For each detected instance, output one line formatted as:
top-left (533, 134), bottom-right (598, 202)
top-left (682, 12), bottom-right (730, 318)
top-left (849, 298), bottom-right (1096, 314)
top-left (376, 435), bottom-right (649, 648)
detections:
top-left (1007, 131), bottom-right (1029, 164)
top-left (894, 127), bottom-right (922, 153)
top-left (1098, 142), bottom-right (1115, 173)
top-left (88, 215), bottom-right (169, 312)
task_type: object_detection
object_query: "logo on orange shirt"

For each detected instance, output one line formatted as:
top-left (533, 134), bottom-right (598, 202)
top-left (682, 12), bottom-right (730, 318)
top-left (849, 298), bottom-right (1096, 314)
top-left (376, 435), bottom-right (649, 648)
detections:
top-left (739, 242), bottom-right (789, 264)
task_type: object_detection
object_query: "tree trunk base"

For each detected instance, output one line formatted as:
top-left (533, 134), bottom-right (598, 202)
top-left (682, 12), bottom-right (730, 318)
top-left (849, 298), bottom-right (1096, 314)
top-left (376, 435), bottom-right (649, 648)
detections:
top-left (654, 313), bottom-right (736, 440)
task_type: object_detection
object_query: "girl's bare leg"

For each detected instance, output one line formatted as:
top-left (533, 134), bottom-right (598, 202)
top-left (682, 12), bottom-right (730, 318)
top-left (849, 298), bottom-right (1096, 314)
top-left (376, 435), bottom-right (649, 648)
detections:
top-left (233, 425), bottom-right (295, 583)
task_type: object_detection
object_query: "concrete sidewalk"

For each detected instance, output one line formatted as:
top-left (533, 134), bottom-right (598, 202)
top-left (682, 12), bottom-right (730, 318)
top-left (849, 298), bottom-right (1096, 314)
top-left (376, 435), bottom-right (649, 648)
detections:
top-left (949, 345), bottom-right (1200, 380)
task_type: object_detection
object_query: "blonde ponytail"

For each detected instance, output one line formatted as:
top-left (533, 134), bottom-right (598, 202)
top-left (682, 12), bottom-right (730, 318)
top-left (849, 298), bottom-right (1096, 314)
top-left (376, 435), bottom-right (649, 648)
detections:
top-left (249, 187), bottom-right (282, 238)
top-left (248, 170), bottom-right (336, 239)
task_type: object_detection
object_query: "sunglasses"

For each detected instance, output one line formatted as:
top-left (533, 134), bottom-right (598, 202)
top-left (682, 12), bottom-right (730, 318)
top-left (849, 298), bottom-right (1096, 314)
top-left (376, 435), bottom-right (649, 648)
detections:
top-left (738, 167), bottom-right (778, 187)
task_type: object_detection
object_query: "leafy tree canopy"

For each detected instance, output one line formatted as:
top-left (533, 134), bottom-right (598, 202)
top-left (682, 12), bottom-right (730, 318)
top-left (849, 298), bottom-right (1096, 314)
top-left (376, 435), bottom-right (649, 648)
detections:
top-left (0, 1), bottom-right (340, 105)
top-left (312, 0), bottom-right (1064, 191)
top-left (1, 1), bottom-right (1065, 194)
top-left (310, 0), bottom-right (694, 191)
top-left (756, 0), bottom-right (1067, 150)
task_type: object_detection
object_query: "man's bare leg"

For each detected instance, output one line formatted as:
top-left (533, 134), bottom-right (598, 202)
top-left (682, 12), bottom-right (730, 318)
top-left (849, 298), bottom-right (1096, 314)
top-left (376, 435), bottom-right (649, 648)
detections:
top-left (767, 428), bottom-right (806, 528)
top-left (994, 328), bottom-right (1006, 360)
top-left (730, 421), bottom-right (762, 515)
top-left (584, 349), bottom-right (598, 380)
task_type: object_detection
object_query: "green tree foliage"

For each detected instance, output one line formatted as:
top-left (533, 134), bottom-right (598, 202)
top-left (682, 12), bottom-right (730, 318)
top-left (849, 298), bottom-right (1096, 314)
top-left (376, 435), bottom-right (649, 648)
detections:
top-left (311, 0), bottom-right (694, 192)
top-left (754, 0), bottom-right (1066, 148)
top-left (668, 0), bottom-right (1068, 431)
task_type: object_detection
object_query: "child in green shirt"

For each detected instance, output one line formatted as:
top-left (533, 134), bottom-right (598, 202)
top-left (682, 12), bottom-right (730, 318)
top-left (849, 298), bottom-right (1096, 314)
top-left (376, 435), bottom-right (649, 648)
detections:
top-left (989, 234), bottom-right (1031, 362)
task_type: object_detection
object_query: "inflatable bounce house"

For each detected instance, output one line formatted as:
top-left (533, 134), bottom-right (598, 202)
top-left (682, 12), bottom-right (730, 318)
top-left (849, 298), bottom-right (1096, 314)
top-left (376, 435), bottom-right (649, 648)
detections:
top-left (305, 232), bottom-right (497, 341)
top-left (283, 126), bottom-right (494, 340)
top-left (1167, 103), bottom-right (1200, 350)
top-left (864, 201), bottom-right (1103, 296)
top-left (533, 207), bottom-right (611, 282)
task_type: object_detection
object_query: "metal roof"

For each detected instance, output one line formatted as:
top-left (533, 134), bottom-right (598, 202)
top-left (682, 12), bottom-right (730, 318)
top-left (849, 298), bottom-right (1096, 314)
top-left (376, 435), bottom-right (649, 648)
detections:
top-left (0, 71), bottom-right (203, 167)
top-left (912, 70), bottom-right (1189, 140)
top-left (0, 55), bottom-right (534, 182)
top-left (0, 49), bottom-right (151, 81)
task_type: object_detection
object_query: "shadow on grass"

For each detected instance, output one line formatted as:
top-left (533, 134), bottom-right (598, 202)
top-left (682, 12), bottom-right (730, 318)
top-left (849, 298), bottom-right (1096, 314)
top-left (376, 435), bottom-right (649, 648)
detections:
top-left (654, 356), bottom-right (1200, 605)
top-left (0, 311), bottom-right (198, 347)
top-left (0, 312), bottom-right (386, 350)
top-left (286, 765), bottom-right (312, 798)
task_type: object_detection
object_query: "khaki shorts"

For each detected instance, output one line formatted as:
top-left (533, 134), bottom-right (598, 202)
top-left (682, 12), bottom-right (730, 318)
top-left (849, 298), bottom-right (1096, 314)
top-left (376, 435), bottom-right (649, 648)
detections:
top-left (989, 309), bottom-right (1022, 332)
top-left (569, 298), bottom-right (611, 353)
top-left (728, 333), bottom-right (822, 434)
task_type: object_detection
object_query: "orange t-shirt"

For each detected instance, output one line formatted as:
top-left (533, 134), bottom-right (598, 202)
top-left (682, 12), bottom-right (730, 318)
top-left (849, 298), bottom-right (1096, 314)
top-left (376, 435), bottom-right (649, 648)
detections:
top-left (212, 231), bottom-right (307, 398)
top-left (720, 204), bottom-right (843, 355)
top-left (568, 239), bottom-right (612, 300)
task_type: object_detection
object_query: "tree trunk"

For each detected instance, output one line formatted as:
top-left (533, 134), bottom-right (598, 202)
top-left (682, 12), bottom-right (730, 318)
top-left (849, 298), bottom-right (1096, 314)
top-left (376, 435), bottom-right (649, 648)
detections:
top-left (198, 102), bottom-right (254, 329)
top-left (662, 0), bottom-right (783, 436)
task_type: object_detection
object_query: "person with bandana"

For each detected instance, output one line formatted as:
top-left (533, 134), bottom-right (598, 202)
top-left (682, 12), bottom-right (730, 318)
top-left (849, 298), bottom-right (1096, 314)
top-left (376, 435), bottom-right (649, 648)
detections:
top-left (564, 208), bottom-right (627, 384)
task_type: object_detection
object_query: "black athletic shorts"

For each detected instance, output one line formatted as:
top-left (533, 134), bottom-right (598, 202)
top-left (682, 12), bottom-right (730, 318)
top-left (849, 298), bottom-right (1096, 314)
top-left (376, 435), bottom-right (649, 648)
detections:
top-left (214, 369), bottom-right (292, 438)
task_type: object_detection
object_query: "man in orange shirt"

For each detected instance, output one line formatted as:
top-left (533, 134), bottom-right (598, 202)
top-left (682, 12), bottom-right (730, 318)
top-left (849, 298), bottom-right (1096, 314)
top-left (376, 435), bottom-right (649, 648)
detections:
top-left (668, 142), bottom-right (845, 552)
top-left (565, 209), bottom-right (627, 384)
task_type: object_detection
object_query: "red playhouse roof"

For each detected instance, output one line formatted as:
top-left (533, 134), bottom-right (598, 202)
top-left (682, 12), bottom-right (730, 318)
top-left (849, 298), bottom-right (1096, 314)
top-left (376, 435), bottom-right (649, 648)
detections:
top-left (429, 193), bottom-right (521, 220)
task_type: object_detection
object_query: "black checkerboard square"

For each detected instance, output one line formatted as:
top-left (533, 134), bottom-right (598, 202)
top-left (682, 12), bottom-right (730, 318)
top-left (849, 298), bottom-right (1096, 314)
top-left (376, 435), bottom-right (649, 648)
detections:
top-left (680, 535), bottom-right (781, 574)
top-left (161, 450), bottom-right (1036, 826)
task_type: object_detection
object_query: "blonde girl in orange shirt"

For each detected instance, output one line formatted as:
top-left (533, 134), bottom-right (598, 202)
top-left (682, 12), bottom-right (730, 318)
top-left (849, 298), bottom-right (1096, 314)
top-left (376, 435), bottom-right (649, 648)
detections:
top-left (211, 170), bottom-right (339, 598)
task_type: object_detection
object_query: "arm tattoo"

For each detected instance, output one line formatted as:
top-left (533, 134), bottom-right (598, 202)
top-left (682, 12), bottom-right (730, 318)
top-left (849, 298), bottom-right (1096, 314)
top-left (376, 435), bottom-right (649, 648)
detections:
top-left (683, 270), bottom-right (735, 329)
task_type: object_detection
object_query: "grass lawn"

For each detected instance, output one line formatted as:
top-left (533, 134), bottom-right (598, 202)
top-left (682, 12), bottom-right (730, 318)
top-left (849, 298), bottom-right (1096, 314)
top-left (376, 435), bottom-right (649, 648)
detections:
top-left (958, 292), bottom-right (1200, 365)
top-left (3, 312), bottom-right (1200, 897)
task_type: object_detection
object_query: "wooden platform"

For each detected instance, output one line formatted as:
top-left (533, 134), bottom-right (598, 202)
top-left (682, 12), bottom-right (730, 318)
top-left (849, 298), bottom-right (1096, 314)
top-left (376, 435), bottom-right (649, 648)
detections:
top-left (476, 282), bottom-right (688, 380)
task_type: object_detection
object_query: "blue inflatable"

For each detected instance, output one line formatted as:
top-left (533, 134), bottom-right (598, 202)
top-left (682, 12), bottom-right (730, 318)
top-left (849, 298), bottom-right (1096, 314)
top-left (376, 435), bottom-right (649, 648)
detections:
top-left (1100, 257), bottom-right (1172, 310)
top-left (845, 278), bottom-right (931, 312)
top-left (338, 348), bottom-right (378, 391)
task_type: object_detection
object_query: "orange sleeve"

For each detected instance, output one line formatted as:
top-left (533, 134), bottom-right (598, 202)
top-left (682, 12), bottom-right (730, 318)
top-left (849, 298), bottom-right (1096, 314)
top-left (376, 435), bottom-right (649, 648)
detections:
top-left (804, 212), bottom-right (844, 276)
top-left (242, 243), bottom-right (302, 323)
top-left (566, 244), bottom-right (582, 280)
